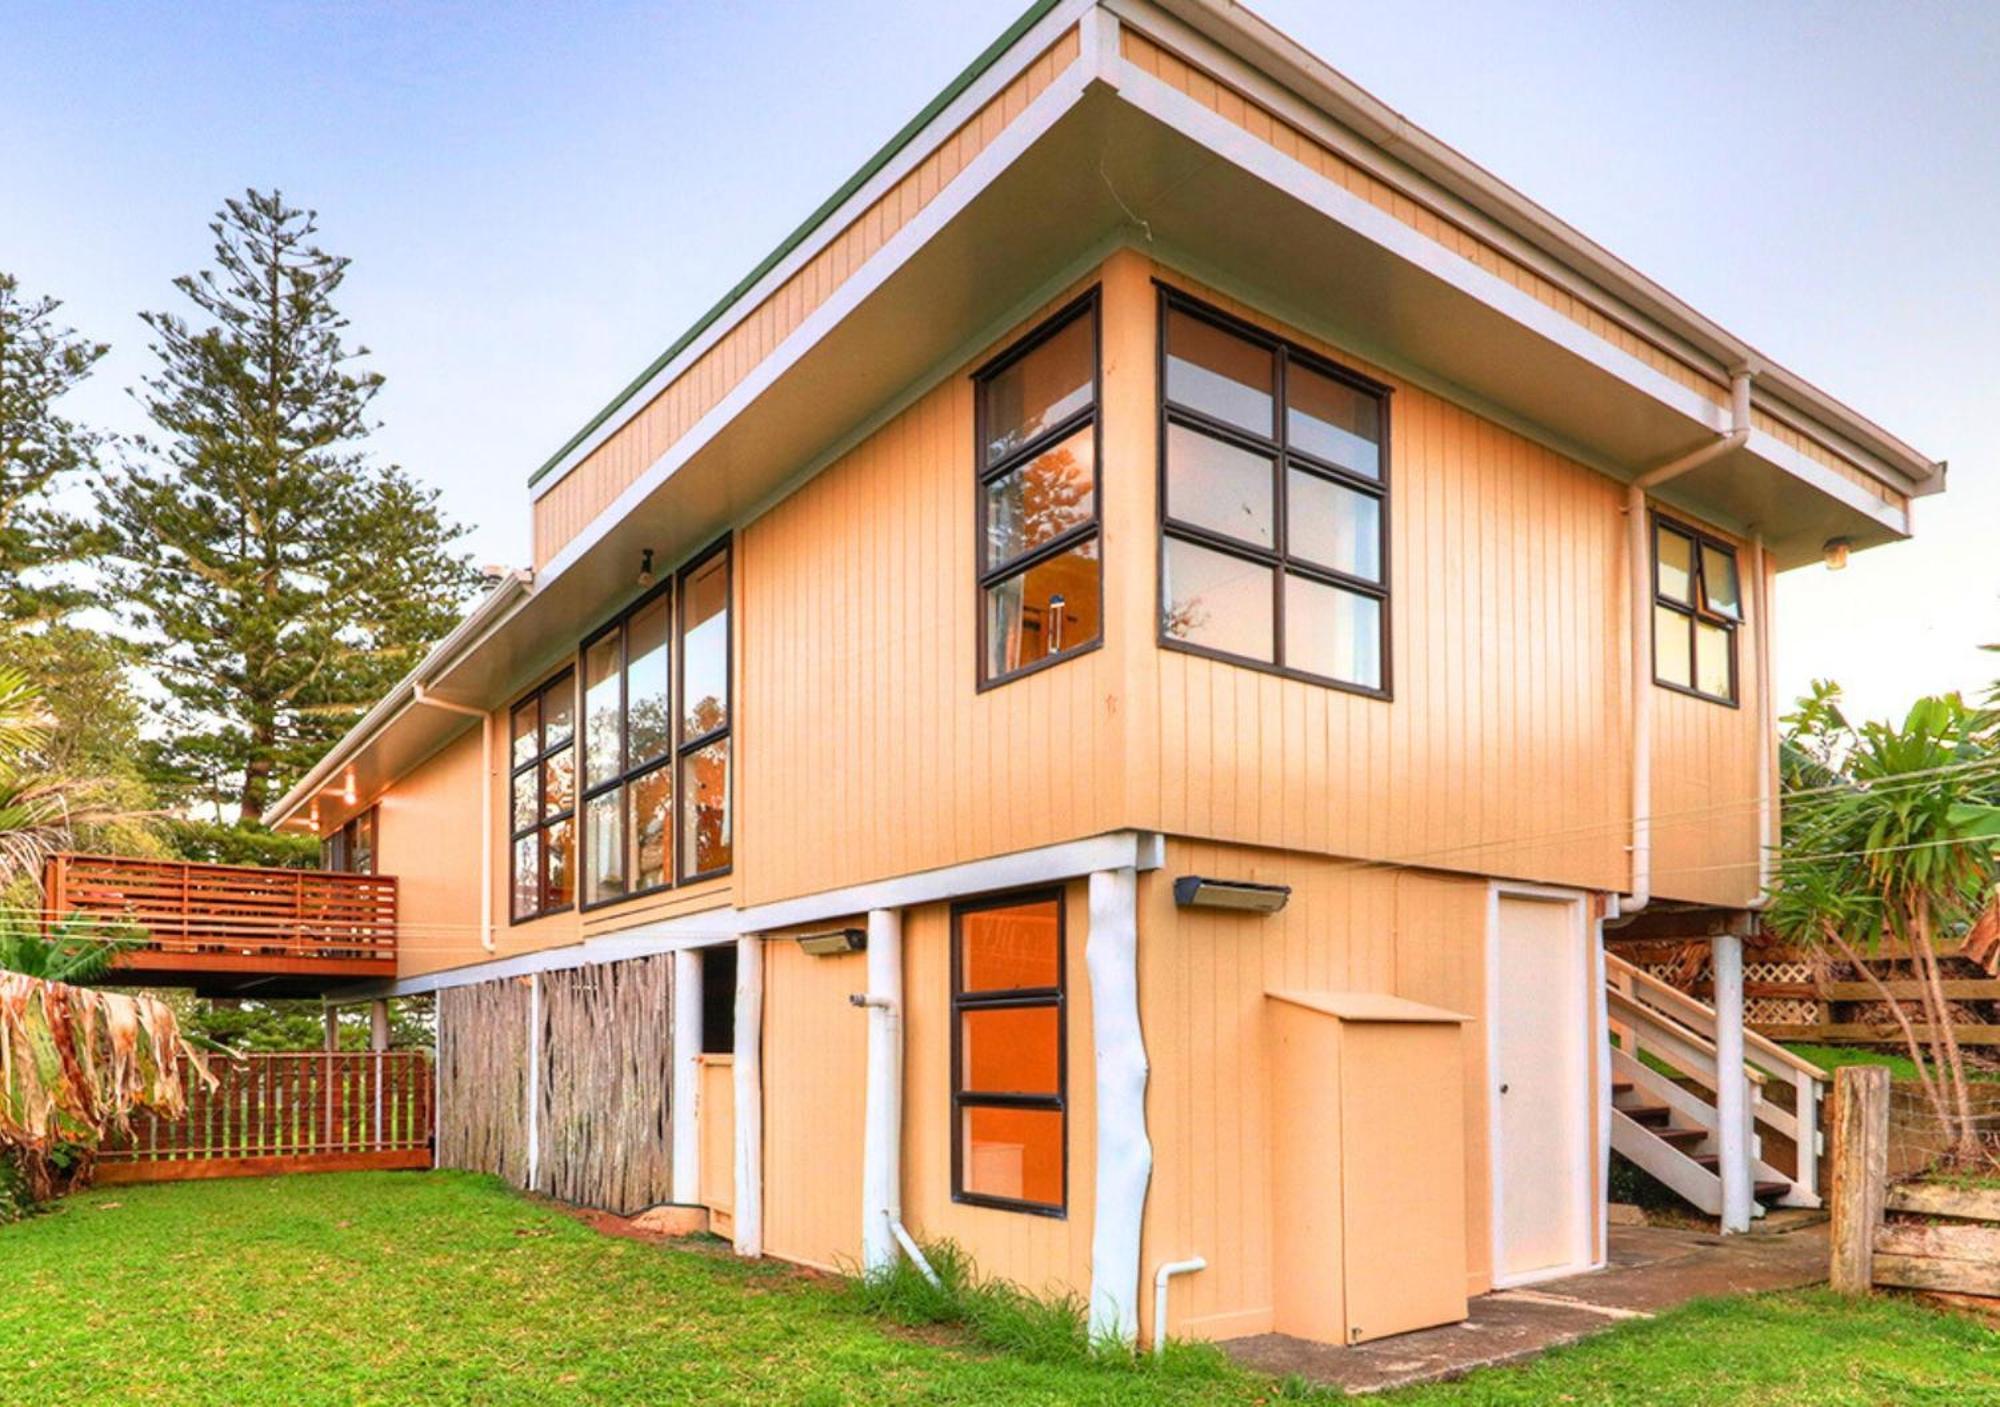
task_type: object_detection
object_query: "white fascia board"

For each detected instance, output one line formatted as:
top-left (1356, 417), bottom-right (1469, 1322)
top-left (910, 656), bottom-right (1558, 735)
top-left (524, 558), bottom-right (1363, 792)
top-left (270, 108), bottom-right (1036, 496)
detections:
top-left (533, 59), bottom-right (1098, 590)
top-left (529, 0), bottom-right (1097, 504)
top-left (1745, 429), bottom-right (1909, 535)
top-left (349, 829), bottom-right (1168, 999)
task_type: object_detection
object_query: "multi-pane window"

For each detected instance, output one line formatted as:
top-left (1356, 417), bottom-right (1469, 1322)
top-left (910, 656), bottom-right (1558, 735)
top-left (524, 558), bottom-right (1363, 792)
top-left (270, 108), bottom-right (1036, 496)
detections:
top-left (321, 806), bottom-right (376, 874)
top-left (579, 584), bottom-right (675, 907)
top-left (510, 671), bottom-right (576, 921)
top-left (1158, 293), bottom-right (1391, 695)
top-left (1653, 516), bottom-right (1740, 705)
top-left (574, 539), bottom-right (732, 907)
top-left (974, 293), bottom-right (1103, 686)
top-left (952, 890), bottom-right (1066, 1216)
top-left (678, 543), bottom-right (732, 878)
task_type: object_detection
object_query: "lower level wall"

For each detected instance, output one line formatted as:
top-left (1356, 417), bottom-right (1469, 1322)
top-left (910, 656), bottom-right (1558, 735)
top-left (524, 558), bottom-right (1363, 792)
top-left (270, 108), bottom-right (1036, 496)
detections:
top-left (438, 978), bottom-right (531, 1185)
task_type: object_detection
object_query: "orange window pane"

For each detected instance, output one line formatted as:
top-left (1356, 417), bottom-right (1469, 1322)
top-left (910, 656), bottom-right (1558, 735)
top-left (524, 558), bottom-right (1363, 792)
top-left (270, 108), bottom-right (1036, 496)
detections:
top-left (983, 427), bottom-right (1096, 568)
top-left (510, 699), bottom-right (538, 768)
top-left (544, 816), bottom-right (575, 909)
top-left (960, 1007), bottom-right (1060, 1096)
top-left (984, 538), bottom-right (1100, 677)
top-left (960, 900), bottom-right (1060, 991)
top-left (681, 738), bottom-right (731, 875)
top-left (962, 1106), bottom-right (1063, 1207)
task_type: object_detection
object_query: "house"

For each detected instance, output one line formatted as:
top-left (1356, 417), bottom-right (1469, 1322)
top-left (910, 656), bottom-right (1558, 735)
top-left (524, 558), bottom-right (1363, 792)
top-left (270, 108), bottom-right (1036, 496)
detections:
top-left (246, 0), bottom-right (1938, 1350)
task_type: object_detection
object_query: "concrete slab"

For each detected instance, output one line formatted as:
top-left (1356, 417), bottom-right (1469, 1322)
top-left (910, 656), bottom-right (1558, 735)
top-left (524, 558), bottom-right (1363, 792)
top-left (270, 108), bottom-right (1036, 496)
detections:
top-left (1220, 1219), bottom-right (1830, 1395)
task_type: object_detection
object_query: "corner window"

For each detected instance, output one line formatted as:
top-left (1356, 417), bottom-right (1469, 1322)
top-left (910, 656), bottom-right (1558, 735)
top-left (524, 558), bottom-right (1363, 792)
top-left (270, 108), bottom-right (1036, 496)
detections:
top-left (975, 293), bottom-right (1103, 687)
top-left (951, 890), bottom-right (1066, 1216)
top-left (1652, 517), bottom-right (1740, 705)
top-left (321, 806), bottom-right (377, 874)
top-left (679, 543), bottom-right (732, 879)
top-left (510, 672), bottom-right (577, 921)
top-left (1158, 291), bottom-right (1390, 695)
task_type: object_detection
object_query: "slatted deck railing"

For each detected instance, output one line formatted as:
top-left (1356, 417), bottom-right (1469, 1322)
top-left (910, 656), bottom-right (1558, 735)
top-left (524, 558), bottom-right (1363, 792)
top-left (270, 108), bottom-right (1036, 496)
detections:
top-left (44, 852), bottom-right (397, 977)
top-left (96, 1052), bottom-right (433, 1184)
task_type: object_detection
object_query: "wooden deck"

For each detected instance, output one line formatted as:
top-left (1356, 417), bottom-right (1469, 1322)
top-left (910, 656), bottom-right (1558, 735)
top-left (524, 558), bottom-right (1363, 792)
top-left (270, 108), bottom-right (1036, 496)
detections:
top-left (45, 853), bottom-right (397, 994)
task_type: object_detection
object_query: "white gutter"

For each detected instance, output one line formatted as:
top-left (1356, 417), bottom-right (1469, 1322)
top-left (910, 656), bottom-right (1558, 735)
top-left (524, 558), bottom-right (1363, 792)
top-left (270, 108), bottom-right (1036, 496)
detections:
top-left (262, 568), bottom-right (532, 830)
top-left (857, 907), bottom-right (905, 1277)
top-left (411, 684), bottom-right (496, 952)
top-left (1152, 1256), bottom-right (1205, 1356)
top-left (1624, 371), bottom-right (1752, 915)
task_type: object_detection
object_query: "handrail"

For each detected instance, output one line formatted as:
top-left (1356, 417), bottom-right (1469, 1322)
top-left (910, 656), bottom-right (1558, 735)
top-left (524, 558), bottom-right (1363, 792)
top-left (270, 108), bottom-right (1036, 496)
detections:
top-left (1607, 953), bottom-right (1828, 1084)
top-left (1607, 986), bottom-right (1768, 1087)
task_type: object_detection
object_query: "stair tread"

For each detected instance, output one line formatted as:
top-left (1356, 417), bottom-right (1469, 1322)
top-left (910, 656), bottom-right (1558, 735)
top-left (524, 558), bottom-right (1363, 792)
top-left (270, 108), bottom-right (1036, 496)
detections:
top-left (1623, 1104), bottom-right (1672, 1125)
top-left (1655, 1126), bottom-right (1707, 1145)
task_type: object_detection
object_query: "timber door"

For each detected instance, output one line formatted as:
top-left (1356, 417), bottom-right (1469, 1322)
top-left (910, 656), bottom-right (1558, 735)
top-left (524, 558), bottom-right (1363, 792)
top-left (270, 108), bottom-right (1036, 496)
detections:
top-left (1490, 891), bottom-right (1594, 1286)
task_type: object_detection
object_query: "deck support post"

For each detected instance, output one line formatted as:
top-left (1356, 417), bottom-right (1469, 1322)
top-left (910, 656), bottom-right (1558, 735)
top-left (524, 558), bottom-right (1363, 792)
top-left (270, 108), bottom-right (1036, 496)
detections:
top-left (1712, 932), bottom-right (1753, 1233)
top-left (323, 1006), bottom-right (340, 1052)
top-left (861, 907), bottom-right (905, 1276)
top-left (671, 949), bottom-right (705, 1206)
top-left (1086, 866), bottom-right (1151, 1346)
top-left (733, 933), bottom-right (765, 1258)
top-left (369, 999), bottom-right (391, 1052)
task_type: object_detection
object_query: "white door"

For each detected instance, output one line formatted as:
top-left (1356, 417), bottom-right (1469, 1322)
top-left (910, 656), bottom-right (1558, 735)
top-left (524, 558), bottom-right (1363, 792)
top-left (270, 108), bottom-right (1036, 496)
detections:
top-left (1491, 893), bottom-right (1593, 1285)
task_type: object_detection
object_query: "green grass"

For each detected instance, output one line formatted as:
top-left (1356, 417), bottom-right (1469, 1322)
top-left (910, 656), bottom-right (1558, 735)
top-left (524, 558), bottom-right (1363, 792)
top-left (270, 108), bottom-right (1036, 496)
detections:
top-left (1784, 1042), bottom-right (2000, 1084)
top-left (2, 1173), bottom-right (1996, 1405)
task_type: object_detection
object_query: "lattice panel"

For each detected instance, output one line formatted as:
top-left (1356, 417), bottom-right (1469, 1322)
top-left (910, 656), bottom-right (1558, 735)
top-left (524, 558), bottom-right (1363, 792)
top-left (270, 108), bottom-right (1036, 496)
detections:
top-left (1747, 996), bottom-right (1821, 1026)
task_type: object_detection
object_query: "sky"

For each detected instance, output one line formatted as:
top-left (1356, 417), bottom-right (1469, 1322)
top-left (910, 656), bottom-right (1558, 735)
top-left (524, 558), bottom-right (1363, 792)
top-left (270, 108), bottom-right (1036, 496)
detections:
top-left (4, 1), bottom-right (1996, 726)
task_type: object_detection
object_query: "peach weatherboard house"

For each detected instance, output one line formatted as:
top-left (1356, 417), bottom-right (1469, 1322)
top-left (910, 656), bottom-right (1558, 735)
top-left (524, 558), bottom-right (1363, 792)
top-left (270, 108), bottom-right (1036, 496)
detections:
top-left (252, 0), bottom-right (1938, 1353)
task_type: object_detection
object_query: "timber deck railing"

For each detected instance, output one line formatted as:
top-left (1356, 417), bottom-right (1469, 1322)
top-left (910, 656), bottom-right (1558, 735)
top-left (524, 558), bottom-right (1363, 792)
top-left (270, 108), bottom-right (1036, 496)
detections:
top-left (96, 1051), bottom-right (434, 1184)
top-left (44, 852), bottom-right (397, 978)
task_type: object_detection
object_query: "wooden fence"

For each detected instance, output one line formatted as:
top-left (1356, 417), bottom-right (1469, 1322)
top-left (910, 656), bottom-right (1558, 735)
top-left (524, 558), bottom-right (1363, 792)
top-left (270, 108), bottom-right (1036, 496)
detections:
top-left (96, 1052), bottom-right (433, 1184)
top-left (46, 852), bottom-right (397, 979)
top-left (1831, 1065), bottom-right (2000, 1309)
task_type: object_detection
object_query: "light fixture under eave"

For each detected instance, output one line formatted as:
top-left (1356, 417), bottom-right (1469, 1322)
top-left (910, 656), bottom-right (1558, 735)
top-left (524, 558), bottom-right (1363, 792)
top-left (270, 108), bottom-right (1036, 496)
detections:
top-left (342, 770), bottom-right (357, 805)
top-left (796, 927), bottom-right (867, 957)
top-left (1172, 876), bottom-right (1292, 913)
top-left (1822, 537), bottom-right (1851, 571)
top-left (637, 548), bottom-right (656, 588)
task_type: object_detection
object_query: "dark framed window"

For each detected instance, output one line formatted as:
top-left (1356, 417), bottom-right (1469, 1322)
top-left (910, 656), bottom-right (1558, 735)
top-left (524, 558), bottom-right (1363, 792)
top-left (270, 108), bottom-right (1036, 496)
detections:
top-left (509, 671), bottom-right (576, 922)
top-left (320, 806), bottom-right (376, 874)
top-left (1652, 515), bottom-right (1740, 705)
top-left (579, 583), bottom-right (676, 909)
top-left (951, 889), bottom-right (1067, 1217)
top-left (1157, 288), bottom-right (1391, 696)
top-left (974, 291), bottom-right (1103, 688)
top-left (678, 541), bottom-right (732, 880)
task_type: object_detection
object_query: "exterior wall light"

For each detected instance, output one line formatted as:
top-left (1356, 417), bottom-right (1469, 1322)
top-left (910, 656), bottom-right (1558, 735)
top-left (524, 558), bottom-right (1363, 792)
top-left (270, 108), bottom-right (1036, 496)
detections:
top-left (796, 927), bottom-right (867, 956)
top-left (1822, 537), bottom-right (1851, 571)
top-left (1172, 876), bottom-right (1292, 913)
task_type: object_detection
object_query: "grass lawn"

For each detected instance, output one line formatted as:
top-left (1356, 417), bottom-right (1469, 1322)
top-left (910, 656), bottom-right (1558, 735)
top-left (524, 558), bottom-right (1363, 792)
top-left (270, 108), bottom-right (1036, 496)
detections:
top-left (1784, 1042), bottom-right (2000, 1083)
top-left (3, 1172), bottom-right (1998, 1405)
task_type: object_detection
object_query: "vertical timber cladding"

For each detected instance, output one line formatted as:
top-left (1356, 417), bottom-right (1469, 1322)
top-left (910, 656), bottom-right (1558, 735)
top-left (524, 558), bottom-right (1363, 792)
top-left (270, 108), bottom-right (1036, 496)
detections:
top-left (437, 977), bottom-right (532, 1186)
top-left (535, 954), bottom-right (676, 1214)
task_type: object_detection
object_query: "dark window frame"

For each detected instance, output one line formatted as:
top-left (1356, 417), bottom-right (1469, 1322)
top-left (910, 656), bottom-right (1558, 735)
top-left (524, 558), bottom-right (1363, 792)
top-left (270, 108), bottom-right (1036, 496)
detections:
top-left (676, 536), bottom-right (735, 884)
top-left (320, 805), bottom-right (377, 875)
top-left (949, 886), bottom-right (1069, 1219)
top-left (508, 669), bottom-right (578, 924)
top-left (972, 289), bottom-right (1106, 692)
top-left (1155, 285), bottom-right (1394, 700)
top-left (1650, 512), bottom-right (1741, 708)
top-left (577, 578), bottom-right (677, 913)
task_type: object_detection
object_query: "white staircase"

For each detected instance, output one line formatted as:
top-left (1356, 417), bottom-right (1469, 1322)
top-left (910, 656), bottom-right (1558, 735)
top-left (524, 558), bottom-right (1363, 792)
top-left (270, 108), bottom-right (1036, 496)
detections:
top-left (1606, 954), bottom-right (1828, 1216)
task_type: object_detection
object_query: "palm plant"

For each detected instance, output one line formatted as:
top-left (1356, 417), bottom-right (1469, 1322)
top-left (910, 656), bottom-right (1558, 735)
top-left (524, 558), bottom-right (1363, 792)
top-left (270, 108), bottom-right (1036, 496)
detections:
top-left (1765, 688), bottom-right (2000, 1163)
top-left (0, 911), bottom-right (138, 984)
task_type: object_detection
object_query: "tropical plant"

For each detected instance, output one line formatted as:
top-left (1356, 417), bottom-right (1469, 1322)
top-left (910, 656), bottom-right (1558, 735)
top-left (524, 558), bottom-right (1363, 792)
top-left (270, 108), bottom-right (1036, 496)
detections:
top-left (0, 970), bottom-right (209, 1200)
top-left (1765, 686), bottom-right (2000, 1164)
top-left (0, 911), bottom-right (138, 985)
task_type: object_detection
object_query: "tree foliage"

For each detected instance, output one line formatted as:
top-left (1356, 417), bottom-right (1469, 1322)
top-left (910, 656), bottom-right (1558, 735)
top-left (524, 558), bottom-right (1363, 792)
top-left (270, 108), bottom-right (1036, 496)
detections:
top-left (96, 189), bottom-right (477, 821)
top-left (0, 272), bottom-right (106, 630)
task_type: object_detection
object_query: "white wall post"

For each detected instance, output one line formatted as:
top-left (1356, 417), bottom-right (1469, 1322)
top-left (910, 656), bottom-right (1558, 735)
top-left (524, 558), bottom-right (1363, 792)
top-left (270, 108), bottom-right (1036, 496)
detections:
top-left (525, 973), bottom-right (542, 1192)
top-left (733, 934), bottom-right (765, 1257)
top-left (861, 907), bottom-right (905, 1275)
top-left (671, 948), bottom-right (705, 1206)
top-left (1712, 933), bottom-right (1752, 1232)
top-left (1086, 867), bottom-right (1151, 1346)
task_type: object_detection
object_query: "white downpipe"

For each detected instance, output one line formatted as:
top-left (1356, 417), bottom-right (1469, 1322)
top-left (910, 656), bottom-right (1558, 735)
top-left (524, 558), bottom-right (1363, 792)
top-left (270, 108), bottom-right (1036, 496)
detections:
top-left (860, 907), bottom-right (905, 1276)
top-left (733, 933), bottom-right (765, 1258)
top-left (525, 973), bottom-right (542, 1191)
top-left (411, 683), bottom-right (496, 951)
top-left (671, 948), bottom-right (704, 1206)
top-left (1749, 535), bottom-right (1776, 904)
top-left (1711, 932), bottom-right (1753, 1232)
top-left (1086, 866), bottom-right (1151, 1346)
top-left (1151, 1257), bottom-right (1205, 1356)
top-left (1623, 371), bottom-right (1753, 915)
top-left (891, 1221), bottom-right (942, 1289)
top-left (1590, 915), bottom-right (1612, 1266)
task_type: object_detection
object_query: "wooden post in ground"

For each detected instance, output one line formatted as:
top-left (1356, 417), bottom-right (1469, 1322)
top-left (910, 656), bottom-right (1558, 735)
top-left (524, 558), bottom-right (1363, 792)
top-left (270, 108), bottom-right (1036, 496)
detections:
top-left (1831, 1065), bottom-right (1891, 1294)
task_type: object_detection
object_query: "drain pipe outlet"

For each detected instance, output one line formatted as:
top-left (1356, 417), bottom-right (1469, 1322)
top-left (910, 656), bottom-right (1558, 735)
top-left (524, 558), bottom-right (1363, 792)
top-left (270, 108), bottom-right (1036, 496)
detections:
top-left (1623, 370), bottom-right (1753, 916)
top-left (1152, 1257), bottom-right (1206, 1356)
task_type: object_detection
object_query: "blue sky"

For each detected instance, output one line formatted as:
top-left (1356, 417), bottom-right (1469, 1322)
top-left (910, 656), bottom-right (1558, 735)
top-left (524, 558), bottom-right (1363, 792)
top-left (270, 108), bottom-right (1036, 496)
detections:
top-left (5, 1), bottom-right (1996, 724)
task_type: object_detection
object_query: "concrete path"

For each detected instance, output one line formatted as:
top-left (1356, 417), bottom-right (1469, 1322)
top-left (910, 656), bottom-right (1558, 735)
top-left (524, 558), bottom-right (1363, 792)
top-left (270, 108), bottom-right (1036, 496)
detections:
top-left (1221, 1216), bottom-right (1829, 1395)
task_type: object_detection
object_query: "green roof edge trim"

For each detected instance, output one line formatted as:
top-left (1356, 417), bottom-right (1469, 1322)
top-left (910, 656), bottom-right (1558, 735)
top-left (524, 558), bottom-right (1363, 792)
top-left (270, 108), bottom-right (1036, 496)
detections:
top-left (526, 0), bottom-right (1069, 489)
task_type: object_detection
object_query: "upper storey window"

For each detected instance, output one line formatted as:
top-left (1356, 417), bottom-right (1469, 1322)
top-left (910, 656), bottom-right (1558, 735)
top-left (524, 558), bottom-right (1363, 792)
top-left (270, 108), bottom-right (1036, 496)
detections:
top-left (511, 671), bottom-right (577, 921)
top-left (1158, 292), bottom-right (1391, 696)
top-left (974, 293), bottom-right (1103, 687)
top-left (1653, 517), bottom-right (1740, 705)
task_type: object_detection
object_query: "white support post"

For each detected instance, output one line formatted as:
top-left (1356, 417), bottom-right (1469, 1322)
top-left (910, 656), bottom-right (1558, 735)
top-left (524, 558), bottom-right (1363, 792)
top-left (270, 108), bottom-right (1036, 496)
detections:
top-left (1086, 867), bottom-right (1151, 1346)
top-left (861, 907), bottom-right (905, 1276)
top-left (1712, 933), bottom-right (1752, 1232)
top-left (369, 998), bottom-right (391, 1052)
top-left (671, 948), bottom-right (705, 1206)
top-left (733, 933), bottom-right (765, 1258)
